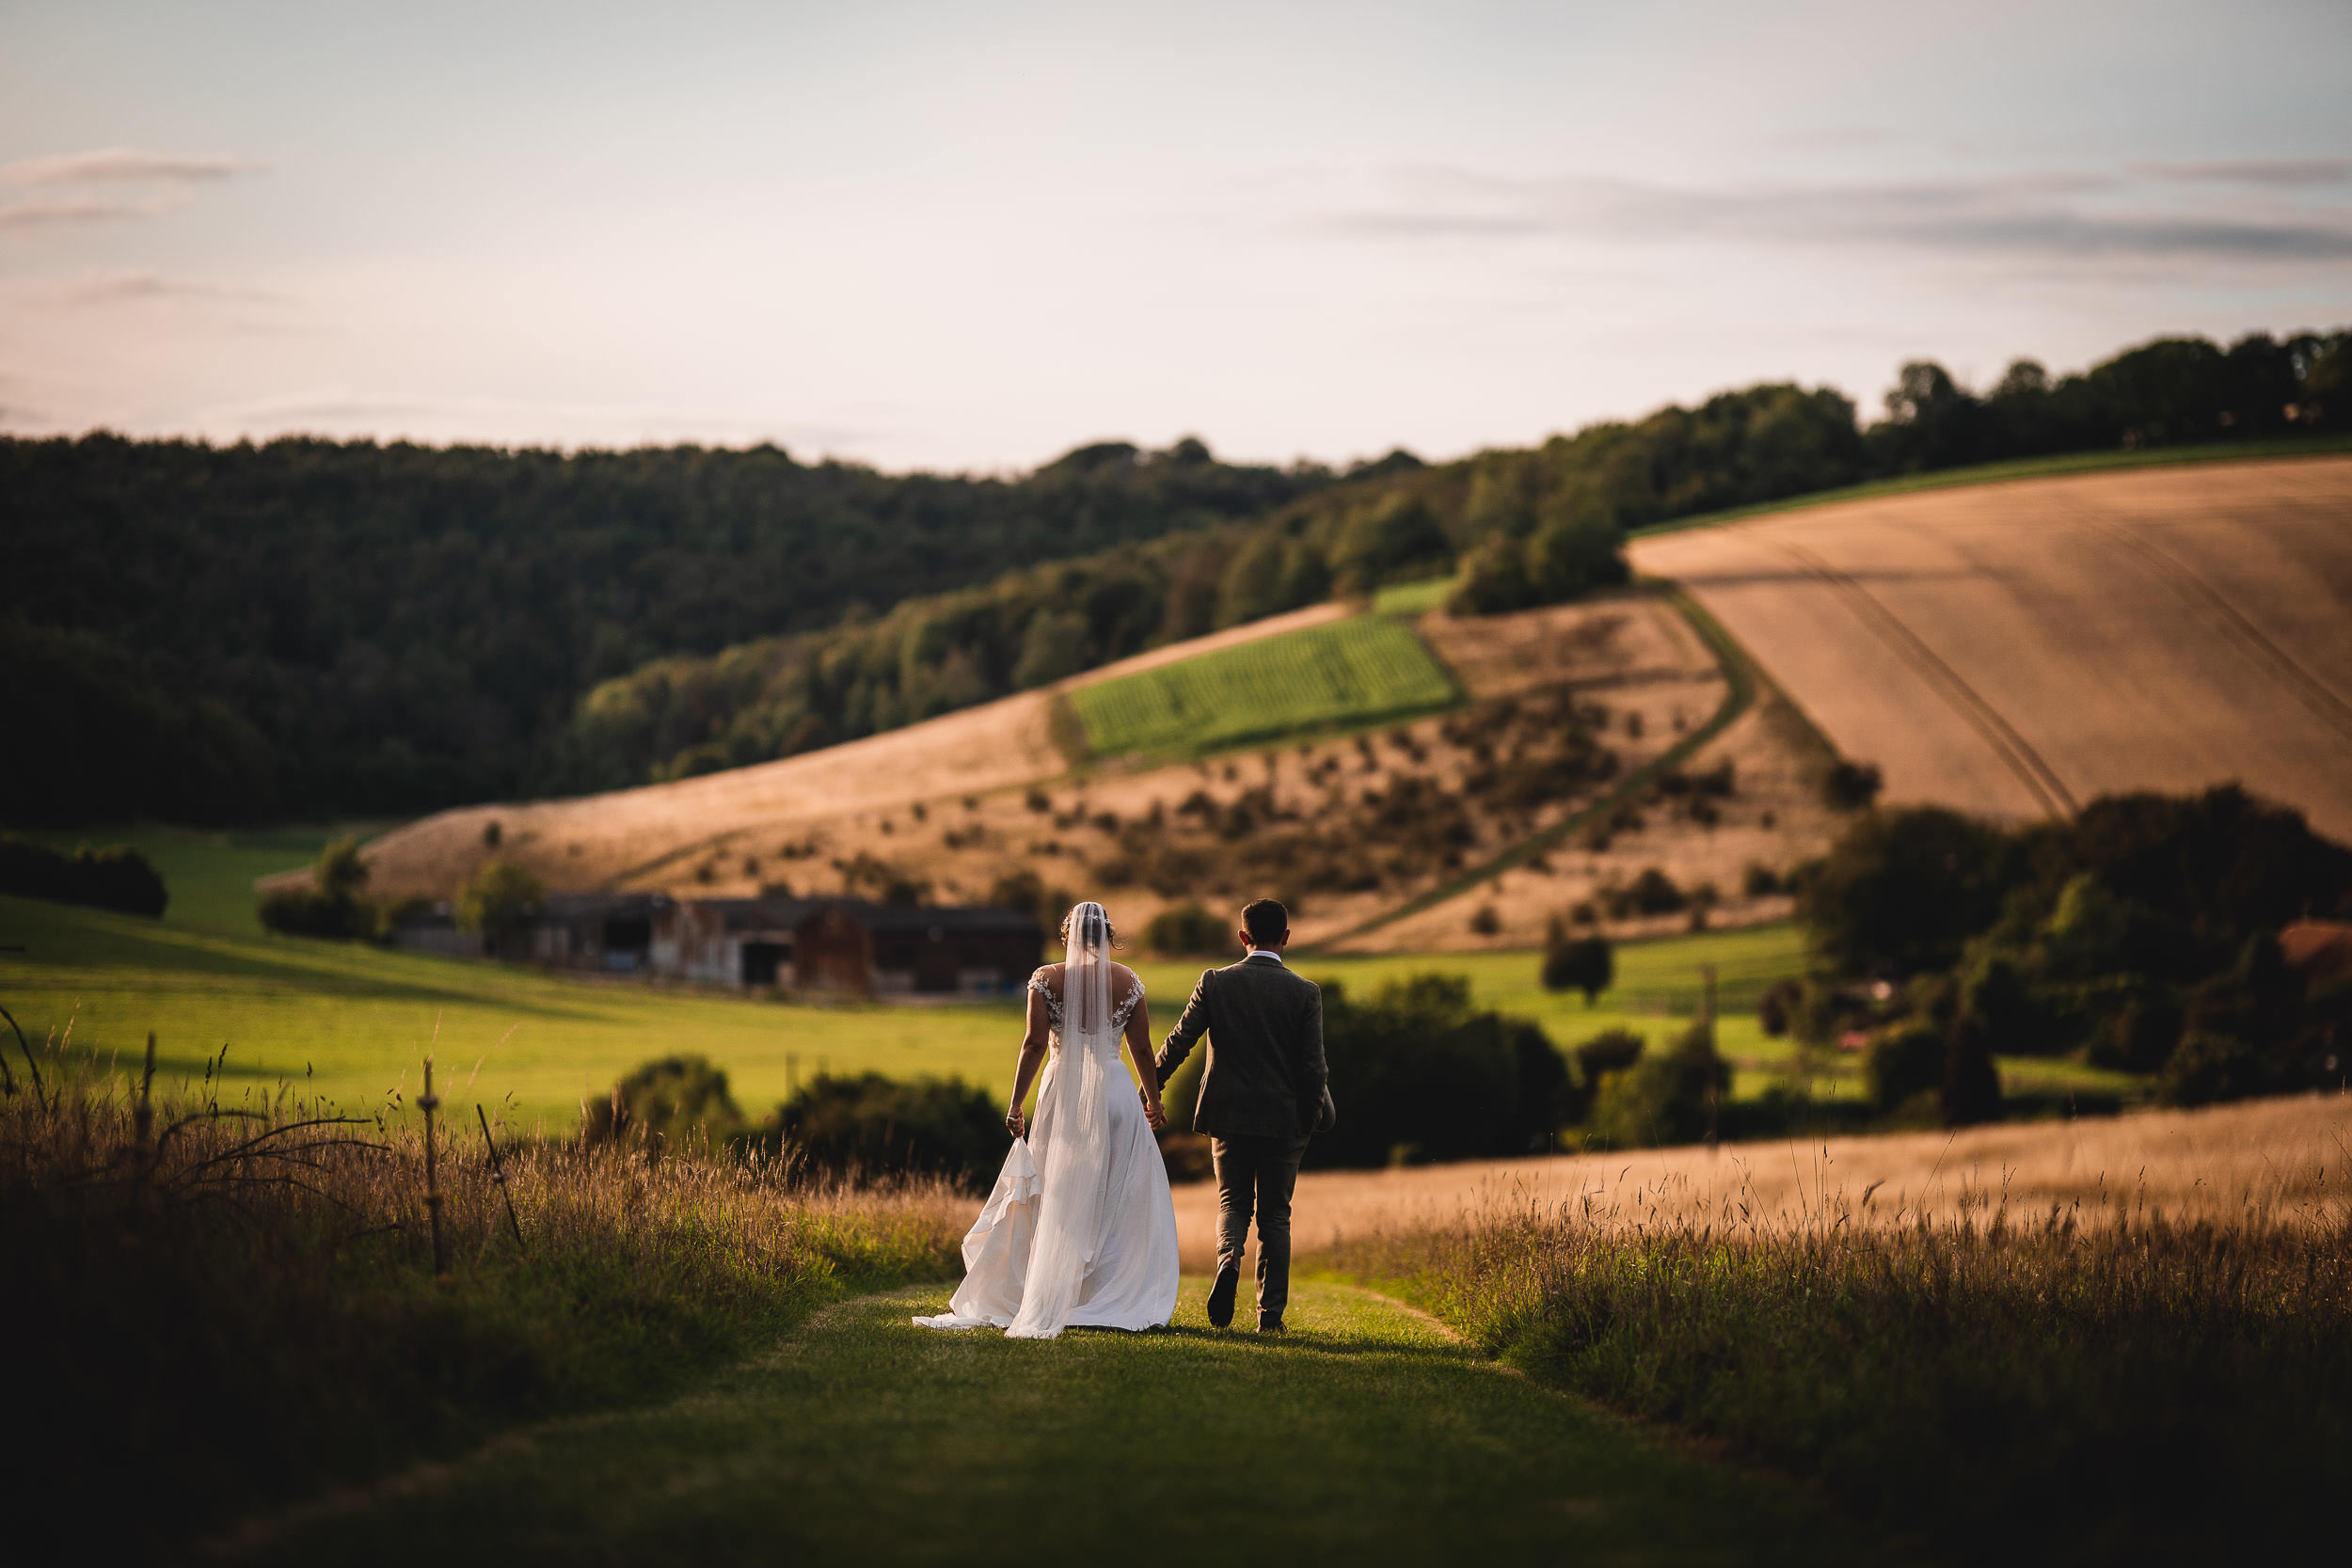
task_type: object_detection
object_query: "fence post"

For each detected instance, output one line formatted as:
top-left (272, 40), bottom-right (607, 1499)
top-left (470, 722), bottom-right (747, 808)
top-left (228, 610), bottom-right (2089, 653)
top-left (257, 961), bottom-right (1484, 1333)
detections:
top-left (1701, 964), bottom-right (1720, 1151)
top-left (477, 1102), bottom-right (525, 1252)
top-left (419, 1056), bottom-right (449, 1281)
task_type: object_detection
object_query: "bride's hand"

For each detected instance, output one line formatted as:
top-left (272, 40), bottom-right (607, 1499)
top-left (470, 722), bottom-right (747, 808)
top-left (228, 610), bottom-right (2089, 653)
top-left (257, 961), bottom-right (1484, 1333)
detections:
top-left (1139, 1087), bottom-right (1166, 1132)
top-left (1005, 1105), bottom-right (1025, 1139)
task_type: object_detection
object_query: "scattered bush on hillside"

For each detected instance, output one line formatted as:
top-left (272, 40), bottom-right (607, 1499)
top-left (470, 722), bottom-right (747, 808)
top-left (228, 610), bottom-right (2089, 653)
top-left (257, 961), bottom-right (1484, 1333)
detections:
top-left (258, 835), bottom-right (377, 940)
top-left (1311, 974), bottom-right (1571, 1166)
top-left (743, 1073), bottom-right (1006, 1191)
top-left (583, 1055), bottom-right (749, 1154)
top-left (0, 834), bottom-right (167, 918)
top-left (1602, 867), bottom-right (1686, 920)
top-left (1820, 759), bottom-right (1883, 812)
top-left (1144, 902), bottom-right (1231, 956)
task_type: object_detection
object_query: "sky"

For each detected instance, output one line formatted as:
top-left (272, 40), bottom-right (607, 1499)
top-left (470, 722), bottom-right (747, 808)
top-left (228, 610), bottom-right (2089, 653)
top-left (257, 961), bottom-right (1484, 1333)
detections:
top-left (3, 0), bottom-right (2348, 472)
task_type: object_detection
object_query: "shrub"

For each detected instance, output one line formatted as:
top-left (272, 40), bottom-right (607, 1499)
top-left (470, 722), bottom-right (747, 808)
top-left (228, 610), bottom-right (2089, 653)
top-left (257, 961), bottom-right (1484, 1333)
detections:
top-left (1145, 902), bottom-right (1231, 956)
top-left (749, 1073), bottom-right (1006, 1191)
top-left (1741, 862), bottom-right (1781, 898)
top-left (0, 834), bottom-right (167, 917)
top-left (1469, 904), bottom-right (1501, 936)
top-left (1571, 1026), bottom-right (1645, 1086)
top-left (1589, 1021), bottom-right (1727, 1147)
top-left (1941, 1014), bottom-right (2002, 1127)
top-left (1311, 974), bottom-right (1570, 1165)
top-left (583, 1054), bottom-right (748, 1152)
top-left (1603, 867), bottom-right (1685, 919)
top-left (1540, 934), bottom-right (1614, 1003)
top-left (1756, 977), bottom-right (1803, 1037)
top-left (455, 859), bottom-right (545, 957)
top-left (257, 835), bottom-right (374, 940)
top-left (1821, 759), bottom-right (1883, 811)
top-left (1798, 806), bottom-right (2010, 976)
top-left (1865, 1022), bottom-right (1945, 1115)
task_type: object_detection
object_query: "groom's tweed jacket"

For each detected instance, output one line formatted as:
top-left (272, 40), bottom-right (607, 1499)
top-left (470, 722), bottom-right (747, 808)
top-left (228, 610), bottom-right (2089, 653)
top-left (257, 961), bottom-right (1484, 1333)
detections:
top-left (1155, 954), bottom-right (1327, 1140)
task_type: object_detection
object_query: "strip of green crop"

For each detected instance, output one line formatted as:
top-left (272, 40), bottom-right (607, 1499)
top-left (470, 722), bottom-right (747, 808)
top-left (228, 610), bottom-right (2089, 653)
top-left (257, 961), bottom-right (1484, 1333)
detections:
top-left (1302, 584), bottom-right (1761, 953)
top-left (1069, 616), bottom-right (1459, 762)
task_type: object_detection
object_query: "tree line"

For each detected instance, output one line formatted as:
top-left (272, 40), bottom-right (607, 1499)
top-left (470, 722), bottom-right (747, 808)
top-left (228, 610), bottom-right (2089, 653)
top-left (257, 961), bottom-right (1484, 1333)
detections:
top-left (5, 327), bottom-right (2343, 821)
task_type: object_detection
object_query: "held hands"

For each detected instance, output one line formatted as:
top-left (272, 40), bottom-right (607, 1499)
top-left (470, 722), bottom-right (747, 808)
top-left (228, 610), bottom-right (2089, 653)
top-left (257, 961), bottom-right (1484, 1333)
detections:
top-left (1138, 1085), bottom-right (1167, 1132)
top-left (1005, 1104), bottom-right (1025, 1140)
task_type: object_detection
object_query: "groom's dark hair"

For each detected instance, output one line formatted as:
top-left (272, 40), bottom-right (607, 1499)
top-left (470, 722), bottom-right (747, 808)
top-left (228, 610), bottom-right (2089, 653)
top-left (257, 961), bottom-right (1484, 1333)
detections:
top-left (1241, 898), bottom-right (1288, 946)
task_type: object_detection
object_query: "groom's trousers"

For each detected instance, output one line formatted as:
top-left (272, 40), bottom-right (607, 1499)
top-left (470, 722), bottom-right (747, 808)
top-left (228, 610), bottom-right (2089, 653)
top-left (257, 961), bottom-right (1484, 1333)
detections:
top-left (1211, 1132), bottom-right (1312, 1318)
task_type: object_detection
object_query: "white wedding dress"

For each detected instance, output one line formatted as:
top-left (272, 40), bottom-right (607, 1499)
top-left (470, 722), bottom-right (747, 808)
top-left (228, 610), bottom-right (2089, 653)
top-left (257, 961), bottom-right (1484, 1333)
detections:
top-left (914, 903), bottom-right (1179, 1338)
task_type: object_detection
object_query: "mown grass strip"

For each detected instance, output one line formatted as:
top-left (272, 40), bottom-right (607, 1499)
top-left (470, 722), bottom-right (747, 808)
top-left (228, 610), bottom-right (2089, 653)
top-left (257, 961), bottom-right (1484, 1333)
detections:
top-left (238, 1279), bottom-right (1878, 1566)
top-left (1069, 614), bottom-right (1459, 762)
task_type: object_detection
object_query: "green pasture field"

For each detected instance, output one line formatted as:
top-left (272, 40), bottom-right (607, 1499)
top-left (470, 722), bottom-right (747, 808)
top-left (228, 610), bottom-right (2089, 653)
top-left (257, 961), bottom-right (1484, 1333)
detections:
top-left (1368, 574), bottom-right (1458, 616)
top-left (1069, 613), bottom-right (1457, 761)
top-left (1, 830), bottom-right (2130, 1129)
top-left (0, 874), bottom-right (1026, 1132)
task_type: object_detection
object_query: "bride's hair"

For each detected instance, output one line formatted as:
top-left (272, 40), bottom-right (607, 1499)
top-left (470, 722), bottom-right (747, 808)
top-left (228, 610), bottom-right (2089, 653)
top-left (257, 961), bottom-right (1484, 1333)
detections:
top-left (1058, 905), bottom-right (1121, 951)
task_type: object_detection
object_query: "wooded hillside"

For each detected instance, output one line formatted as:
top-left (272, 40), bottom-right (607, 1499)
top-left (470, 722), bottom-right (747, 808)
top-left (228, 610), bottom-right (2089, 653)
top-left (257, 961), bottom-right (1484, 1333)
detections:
top-left (5, 327), bottom-right (2342, 823)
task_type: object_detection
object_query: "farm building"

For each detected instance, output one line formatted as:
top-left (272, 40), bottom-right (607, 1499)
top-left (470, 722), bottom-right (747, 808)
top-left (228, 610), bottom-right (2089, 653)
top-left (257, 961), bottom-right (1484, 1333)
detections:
top-left (529, 894), bottom-right (1042, 997)
top-left (531, 894), bottom-right (674, 974)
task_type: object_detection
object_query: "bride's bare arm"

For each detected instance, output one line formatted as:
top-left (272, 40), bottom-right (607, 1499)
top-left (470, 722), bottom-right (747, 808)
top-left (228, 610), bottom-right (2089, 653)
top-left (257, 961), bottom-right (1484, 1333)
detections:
top-left (1123, 990), bottom-right (1166, 1131)
top-left (1005, 981), bottom-right (1052, 1138)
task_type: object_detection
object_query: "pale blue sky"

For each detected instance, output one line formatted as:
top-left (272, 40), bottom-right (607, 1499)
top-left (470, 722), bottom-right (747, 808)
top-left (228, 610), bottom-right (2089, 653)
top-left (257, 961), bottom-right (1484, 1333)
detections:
top-left (3, 1), bottom-right (2347, 469)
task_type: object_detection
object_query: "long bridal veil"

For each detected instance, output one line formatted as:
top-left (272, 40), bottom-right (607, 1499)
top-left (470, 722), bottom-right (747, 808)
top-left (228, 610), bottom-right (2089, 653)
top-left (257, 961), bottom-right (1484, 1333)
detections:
top-left (1006, 901), bottom-right (1116, 1339)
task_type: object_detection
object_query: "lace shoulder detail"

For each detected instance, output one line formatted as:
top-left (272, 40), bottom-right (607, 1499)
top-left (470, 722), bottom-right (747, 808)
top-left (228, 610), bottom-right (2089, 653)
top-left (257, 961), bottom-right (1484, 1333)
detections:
top-left (1026, 968), bottom-right (1143, 1033)
top-left (1110, 976), bottom-right (1144, 1031)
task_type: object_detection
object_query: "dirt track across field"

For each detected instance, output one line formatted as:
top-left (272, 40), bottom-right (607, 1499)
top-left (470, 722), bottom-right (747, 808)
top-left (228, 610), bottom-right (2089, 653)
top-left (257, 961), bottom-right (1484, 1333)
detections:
top-left (1174, 1093), bottom-right (2352, 1270)
top-left (1630, 455), bottom-right (2352, 836)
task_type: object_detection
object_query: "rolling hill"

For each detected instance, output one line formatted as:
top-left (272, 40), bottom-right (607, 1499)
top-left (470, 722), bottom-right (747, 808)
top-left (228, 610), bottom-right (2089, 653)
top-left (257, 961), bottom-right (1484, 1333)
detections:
top-left (311, 452), bottom-right (2352, 957)
top-left (1629, 455), bottom-right (2352, 839)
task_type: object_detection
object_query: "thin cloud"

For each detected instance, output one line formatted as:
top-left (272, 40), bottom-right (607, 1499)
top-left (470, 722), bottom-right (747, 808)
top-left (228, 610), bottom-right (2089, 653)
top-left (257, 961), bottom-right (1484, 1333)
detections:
top-left (56, 270), bottom-right (287, 307)
top-left (2132, 159), bottom-right (2352, 187)
top-left (1315, 168), bottom-right (2352, 262)
top-left (0, 148), bottom-right (262, 185)
top-left (0, 197), bottom-right (144, 230)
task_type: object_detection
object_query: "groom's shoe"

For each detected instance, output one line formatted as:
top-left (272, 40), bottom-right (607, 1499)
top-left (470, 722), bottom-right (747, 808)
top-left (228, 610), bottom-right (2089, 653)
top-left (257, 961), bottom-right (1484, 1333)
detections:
top-left (1206, 1265), bottom-right (1240, 1329)
top-left (1257, 1312), bottom-right (1285, 1333)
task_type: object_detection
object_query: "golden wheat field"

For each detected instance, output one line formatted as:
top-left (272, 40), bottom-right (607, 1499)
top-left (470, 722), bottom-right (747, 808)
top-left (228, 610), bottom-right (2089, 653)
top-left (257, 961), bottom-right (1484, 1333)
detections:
top-left (1629, 455), bottom-right (2352, 836)
top-left (1178, 1093), bottom-right (2352, 1270)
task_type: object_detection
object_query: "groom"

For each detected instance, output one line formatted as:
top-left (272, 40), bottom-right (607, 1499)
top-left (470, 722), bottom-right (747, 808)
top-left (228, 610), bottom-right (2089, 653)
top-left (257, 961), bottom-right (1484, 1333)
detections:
top-left (1154, 898), bottom-right (1329, 1333)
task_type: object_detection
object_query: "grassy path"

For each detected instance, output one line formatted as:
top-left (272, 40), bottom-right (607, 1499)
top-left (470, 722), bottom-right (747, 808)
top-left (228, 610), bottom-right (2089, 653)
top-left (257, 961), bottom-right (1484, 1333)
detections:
top-left (239, 1278), bottom-right (1871, 1567)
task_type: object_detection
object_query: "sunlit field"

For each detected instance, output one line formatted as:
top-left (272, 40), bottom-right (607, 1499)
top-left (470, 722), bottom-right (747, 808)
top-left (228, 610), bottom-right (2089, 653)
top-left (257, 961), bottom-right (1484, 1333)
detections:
top-left (5, 825), bottom-right (2132, 1135)
top-left (1069, 613), bottom-right (1457, 760)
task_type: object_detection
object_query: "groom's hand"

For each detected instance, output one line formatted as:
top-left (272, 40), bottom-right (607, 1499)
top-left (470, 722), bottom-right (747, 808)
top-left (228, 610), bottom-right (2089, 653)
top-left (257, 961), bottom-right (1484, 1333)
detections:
top-left (1139, 1085), bottom-right (1167, 1131)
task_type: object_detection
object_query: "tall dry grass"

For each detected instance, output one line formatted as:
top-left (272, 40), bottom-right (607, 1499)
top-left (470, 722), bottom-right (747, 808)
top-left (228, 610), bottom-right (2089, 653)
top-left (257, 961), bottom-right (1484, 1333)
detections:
top-left (1327, 1154), bottom-right (2352, 1563)
top-left (0, 1050), bottom-right (965, 1554)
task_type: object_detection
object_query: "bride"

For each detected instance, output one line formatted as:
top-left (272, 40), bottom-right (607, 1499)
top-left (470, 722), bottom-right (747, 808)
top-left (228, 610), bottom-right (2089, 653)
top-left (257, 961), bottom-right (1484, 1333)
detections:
top-left (914, 901), bottom-right (1180, 1338)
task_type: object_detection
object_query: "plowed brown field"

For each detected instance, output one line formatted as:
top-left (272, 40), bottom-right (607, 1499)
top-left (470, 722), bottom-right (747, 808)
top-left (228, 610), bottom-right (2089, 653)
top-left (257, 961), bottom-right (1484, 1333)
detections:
top-left (1630, 456), bottom-right (2352, 835)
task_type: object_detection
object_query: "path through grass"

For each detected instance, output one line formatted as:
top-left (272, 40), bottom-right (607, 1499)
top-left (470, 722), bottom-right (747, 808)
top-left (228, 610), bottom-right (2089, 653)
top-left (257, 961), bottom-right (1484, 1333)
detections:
top-left (235, 1278), bottom-right (1870, 1566)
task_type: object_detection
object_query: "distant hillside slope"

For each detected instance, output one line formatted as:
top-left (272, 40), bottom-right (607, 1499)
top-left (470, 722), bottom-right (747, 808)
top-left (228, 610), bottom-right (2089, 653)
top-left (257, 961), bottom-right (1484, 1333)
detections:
top-left (1630, 455), bottom-right (2352, 839)
top-left (301, 592), bottom-right (1848, 957)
